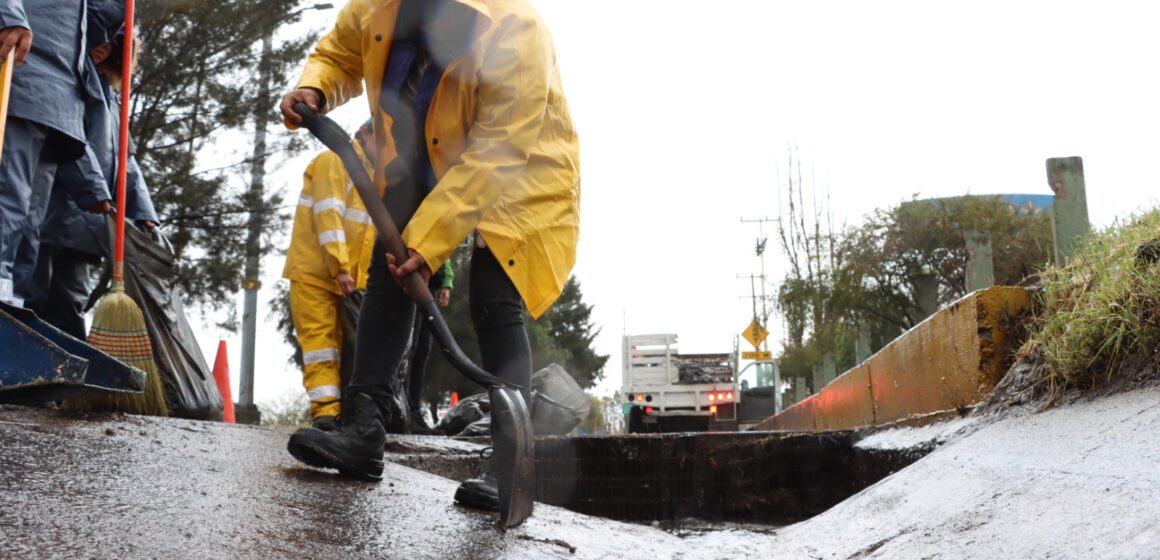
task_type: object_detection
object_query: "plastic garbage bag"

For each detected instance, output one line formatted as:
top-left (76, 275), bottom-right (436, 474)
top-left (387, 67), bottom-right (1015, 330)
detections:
top-left (436, 391), bottom-right (490, 436)
top-left (435, 364), bottom-right (590, 437)
top-left (93, 221), bottom-right (223, 420)
top-left (530, 363), bottom-right (590, 435)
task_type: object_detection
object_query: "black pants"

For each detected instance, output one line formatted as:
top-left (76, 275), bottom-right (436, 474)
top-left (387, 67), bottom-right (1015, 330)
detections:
top-left (405, 277), bottom-right (439, 415)
top-left (348, 243), bottom-right (532, 415)
top-left (24, 244), bottom-right (97, 340)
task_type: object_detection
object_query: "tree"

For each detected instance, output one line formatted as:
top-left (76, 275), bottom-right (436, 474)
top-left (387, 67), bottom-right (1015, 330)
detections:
top-left (535, 276), bottom-right (608, 389)
top-left (773, 146), bottom-right (842, 386)
top-left (774, 192), bottom-right (1054, 389)
top-left (132, 0), bottom-right (319, 321)
top-left (836, 195), bottom-right (1053, 332)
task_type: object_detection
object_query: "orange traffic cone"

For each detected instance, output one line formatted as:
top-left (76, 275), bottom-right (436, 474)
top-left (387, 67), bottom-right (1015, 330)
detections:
top-left (450, 391), bottom-right (459, 408)
top-left (212, 340), bottom-right (235, 423)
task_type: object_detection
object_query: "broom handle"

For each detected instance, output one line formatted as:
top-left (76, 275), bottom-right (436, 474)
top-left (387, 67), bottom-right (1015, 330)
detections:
top-left (113, 0), bottom-right (135, 283)
top-left (0, 50), bottom-right (14, 166)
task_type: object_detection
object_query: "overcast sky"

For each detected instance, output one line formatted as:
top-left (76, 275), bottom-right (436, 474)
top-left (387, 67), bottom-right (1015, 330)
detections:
top-left (197, 0), bottom-right (1160, 406)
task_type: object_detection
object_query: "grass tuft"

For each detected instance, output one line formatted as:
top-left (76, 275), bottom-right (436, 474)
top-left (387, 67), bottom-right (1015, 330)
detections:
top-left (1026, 210), bottom-right (1160, 395)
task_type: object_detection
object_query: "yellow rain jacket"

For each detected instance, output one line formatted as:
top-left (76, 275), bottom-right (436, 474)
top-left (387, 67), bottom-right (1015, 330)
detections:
top-left (282, 141), bottom-right (378, 293)
top-left (291, 0), bottom-right (580, 318)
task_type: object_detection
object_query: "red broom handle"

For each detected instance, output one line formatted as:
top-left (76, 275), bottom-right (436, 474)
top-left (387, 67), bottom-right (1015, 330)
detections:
top-left (113, 0), bottom-right (135, 283)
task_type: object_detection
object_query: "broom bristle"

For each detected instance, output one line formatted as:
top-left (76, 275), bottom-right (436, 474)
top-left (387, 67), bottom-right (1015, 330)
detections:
top-left (62, 287), bottom-right (169, 417)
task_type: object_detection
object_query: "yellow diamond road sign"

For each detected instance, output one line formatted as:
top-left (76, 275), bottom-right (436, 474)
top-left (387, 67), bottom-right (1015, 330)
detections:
top-left (742, 320), bottom-right (768, 349)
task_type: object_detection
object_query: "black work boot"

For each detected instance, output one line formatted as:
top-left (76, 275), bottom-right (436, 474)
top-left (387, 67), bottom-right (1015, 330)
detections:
top-left (455, 445), bottom-right (499, 511)
top-left (408, 409), bottom-right (439, 435)
top-left (454, 471), bottom-right (499, 511)
top-left (287, 392), bottom-right (386, 481)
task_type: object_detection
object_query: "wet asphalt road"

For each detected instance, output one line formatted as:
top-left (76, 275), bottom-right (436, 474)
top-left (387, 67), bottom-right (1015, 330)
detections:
top-left (0, 406), bottom-right (774, 559)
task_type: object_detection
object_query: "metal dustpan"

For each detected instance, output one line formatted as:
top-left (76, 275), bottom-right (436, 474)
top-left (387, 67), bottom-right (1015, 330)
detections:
top-left (0, 301), bottom-right (146, 404)
top-left (293, 104), bottom-right (535, 528)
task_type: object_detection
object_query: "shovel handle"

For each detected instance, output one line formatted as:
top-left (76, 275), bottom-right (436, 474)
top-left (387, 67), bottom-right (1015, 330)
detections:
top-left (0, 50), bottom-right (14, 165)
top-left (292, 103), bottom-right (517, 392)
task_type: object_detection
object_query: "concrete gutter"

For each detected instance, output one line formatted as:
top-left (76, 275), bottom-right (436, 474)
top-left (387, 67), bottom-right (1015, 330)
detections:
top-left (759, 286), bottom-right (1033, 432)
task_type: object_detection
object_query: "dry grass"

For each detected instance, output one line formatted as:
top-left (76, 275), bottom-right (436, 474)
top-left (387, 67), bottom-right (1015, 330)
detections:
top-left (1025, 210), bottom-right (1160, 395)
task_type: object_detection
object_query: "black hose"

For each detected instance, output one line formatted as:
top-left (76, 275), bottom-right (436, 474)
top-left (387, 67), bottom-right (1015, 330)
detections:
top-left (291, 103), bottom-right (518, 392)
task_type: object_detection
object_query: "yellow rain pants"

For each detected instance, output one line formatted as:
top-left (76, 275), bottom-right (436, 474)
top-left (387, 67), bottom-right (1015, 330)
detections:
top-left (289, 281), bottom-right (344, 418)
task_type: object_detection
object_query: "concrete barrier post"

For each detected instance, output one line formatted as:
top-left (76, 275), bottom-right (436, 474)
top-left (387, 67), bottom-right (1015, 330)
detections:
top-left (823, 353), bottom-right (838, 385)
top-left (855, 327), bottom-right (872, 364)
top-left (964, 231), bottom-right (995, 292)
top-left (812, 364), bottom-right (824, 394)
top-left (1046, 156), bottom-right (1091, 266)
top-left (793, 377), bottom-right (808, 404)
top-left (913, 271), bottom-right (939, 321)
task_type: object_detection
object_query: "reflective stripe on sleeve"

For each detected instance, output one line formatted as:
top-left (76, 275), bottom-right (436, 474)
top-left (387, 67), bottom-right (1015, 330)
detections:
top-left (298, 195), bottom-right (314, 208)
top-left (318, 229), bottom-right (346, 245)
top-left (307, 385), bottom-right (341, 401)
top-left (313, 197), bottom-right (345, 215)
top-left (302, 347), bottom-right (339, 365)
top-left (344, 208), bottom-right (373, 225)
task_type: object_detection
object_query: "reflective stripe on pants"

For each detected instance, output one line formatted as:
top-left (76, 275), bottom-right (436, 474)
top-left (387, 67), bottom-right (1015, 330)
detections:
top-left (289, 281), bottom-right (344, 418)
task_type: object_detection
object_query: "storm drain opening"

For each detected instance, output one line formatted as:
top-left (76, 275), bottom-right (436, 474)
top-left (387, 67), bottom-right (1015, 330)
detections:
top-left (390, 431), bottom-right (933, 527)
top-left (533, 432), bottom-right (928, 527)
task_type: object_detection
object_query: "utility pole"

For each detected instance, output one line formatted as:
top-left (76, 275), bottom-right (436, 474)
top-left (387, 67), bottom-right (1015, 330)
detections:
top-left (741, 217), bottom-right (777, 353)
top-left (238, 2), bottom-right (333, 425)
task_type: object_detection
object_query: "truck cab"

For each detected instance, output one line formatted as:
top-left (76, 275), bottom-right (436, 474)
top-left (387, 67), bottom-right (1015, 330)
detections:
top-left (736, 359), bottom-right (781, 429)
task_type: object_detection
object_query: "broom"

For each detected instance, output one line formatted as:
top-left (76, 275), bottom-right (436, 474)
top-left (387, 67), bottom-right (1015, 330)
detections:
top-left (63, 0), bottom-right (168, 416)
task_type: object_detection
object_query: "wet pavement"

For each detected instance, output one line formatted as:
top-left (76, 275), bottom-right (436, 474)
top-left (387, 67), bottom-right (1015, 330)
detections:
top-left (0, 406), bottom-right (775, 559)
top-left (770, 386), bottom-right (1160, 559)
top-left (7, 386), bottom-right (1157, 559)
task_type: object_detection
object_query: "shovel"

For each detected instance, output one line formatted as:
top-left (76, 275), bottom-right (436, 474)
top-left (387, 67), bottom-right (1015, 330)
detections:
top-left (292, 104), bottom-right (534, 528)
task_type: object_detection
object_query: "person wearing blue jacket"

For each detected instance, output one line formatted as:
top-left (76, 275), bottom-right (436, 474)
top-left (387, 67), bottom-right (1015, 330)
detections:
top-left (22, 1), bottom-right (157, 338)
top-left (0, 0), bottom-right (111, 307)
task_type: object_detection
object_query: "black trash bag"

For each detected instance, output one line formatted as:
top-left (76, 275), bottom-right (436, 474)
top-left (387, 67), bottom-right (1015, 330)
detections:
top-left (530, 364), bottom-right (590, 435)
top-left (458, 414), bottom-right (491, 437)
top-left (436, 392), bottom-right (490, 436)
top-left (92, 221), bottom-right (223, 420)
top-left (435, 364), bottom-right (591, 437)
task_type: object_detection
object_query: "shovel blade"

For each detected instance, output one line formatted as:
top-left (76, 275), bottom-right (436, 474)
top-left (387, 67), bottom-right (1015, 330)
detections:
top-left (489, 386), bottom-right (535, 528)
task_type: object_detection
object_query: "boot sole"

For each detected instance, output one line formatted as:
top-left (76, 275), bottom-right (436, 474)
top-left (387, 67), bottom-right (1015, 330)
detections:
top-left (287, 433), bottom-right (385, 482)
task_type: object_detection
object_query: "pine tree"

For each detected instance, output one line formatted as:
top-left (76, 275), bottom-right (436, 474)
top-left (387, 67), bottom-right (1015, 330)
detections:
top-left (131, 0), bottom-right (319, 319)
top-left (536, 276), bottom-right (608, 389)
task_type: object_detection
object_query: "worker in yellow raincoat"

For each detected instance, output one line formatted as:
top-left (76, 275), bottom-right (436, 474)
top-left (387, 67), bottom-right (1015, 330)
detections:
top-left (282, 121), bottom-right (377, 431)
top-left (280, 0), bottom-right (579, 511)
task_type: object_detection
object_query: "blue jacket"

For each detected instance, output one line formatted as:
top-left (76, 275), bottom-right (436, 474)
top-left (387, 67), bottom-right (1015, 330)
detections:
top-left (42, 62), bottom-right (156, 256)
top-left (1, 0), bottom-right (94, 160)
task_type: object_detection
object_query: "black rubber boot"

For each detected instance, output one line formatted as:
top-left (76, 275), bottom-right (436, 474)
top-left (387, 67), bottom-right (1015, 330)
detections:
top-left (287, 393), bottom-right (386, 481)
top-left (454, 472), bottom-right (499, 511)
